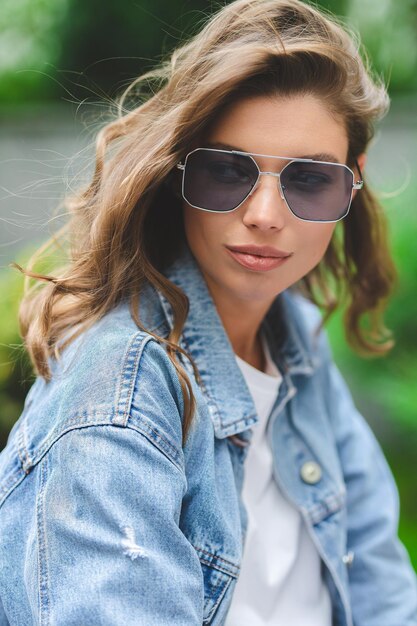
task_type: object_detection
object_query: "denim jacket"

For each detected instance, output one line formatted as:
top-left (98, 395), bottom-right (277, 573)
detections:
top-left (0, 243), bottom-right (416, 626)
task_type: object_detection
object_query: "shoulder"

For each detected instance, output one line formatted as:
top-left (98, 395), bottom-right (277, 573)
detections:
top-left (49, 300), bottom-right (174, 421)
top-left (59, 302), bottom-right (185, 434)
top-left (0, 299), bottom-right (185, 490)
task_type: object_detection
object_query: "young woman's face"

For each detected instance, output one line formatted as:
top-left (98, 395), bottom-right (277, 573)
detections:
top-left (182, 94), bottom-right (360, 307)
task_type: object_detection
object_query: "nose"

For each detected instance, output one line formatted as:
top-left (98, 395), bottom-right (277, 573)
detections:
top-left (242, 172), bottom-right (288, 231)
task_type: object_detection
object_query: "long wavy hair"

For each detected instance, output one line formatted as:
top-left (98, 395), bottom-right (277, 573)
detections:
top-left (14, 0), bottom-right (396, 445)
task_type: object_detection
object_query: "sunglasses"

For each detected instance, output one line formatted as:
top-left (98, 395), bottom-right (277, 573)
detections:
top-left (176, 147), bottom-right (364, 223)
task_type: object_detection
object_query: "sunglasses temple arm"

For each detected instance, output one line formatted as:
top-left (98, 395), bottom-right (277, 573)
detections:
top-left (354, 158), bottom-right (364, 188)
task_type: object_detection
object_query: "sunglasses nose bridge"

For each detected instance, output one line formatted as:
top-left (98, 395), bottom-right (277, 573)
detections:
top-left (249, 171), bottom-right (285, 200)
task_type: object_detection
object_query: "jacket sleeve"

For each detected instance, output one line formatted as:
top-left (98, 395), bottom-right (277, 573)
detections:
top-left (28, 341), bottom-right (204, 625)
top-left (322, 342), bottom-right (417, 625)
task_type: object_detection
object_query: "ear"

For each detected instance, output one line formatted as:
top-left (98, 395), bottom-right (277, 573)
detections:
top-left (352, 152), bottom-right (367, 201)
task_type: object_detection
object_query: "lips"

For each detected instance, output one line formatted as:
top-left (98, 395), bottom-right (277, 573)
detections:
top-left (225, 244), bottom-right (292, 272)
top-left (226, 244), bottom-right (292, 258)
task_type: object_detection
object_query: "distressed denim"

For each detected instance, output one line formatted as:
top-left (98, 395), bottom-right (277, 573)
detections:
top-left (0, 243), bottom-right (416, 625)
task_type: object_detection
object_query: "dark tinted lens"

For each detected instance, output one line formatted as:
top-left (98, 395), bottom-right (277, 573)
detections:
top-left (183, 149), bottom-right (258, 211)
top-left (280, 161), bottom-right (353, 221)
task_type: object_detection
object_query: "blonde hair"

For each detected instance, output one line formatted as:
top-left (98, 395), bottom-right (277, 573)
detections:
top-left (14, 0), bottom-right (395, 445)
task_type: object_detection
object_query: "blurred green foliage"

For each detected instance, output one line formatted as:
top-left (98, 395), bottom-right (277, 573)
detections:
top-left (348, 0), bottom-right (417, 93)
top-left (0, 262), bottom-right (33, 449)
top-left (0, 0), bottom-right (416, 103)
top-left (326, 180), bottom-right (417, 430)
top-left (0, 0), bottom-right (208, 103)
top-left (0, 0), bottom-right (71, 101)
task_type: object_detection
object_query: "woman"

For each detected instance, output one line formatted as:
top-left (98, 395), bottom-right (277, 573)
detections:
top-left (0, 0), bottom-right (416, 624)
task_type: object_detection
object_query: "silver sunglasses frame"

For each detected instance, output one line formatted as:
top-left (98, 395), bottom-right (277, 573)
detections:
top-left (176, 147), bottom-right (364, 223)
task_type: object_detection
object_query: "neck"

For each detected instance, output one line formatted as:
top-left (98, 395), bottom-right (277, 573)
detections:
top-left (207, 287), bottom-right (271, 371)
top-left (235, 328), bottom-right (266, 371)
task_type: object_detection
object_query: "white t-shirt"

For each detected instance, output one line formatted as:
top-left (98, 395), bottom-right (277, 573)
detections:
top-left (225, 332), bottom-right (332, 626)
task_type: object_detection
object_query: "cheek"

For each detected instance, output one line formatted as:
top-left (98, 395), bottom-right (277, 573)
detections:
top-left (182, 203), bottom-right (235, 249)
top-left (183, 203), bottom-right (205, 242)
top-left (299, 223), bottom-right (336, 264)
top-left (182, 204), bottom-right (221, 257)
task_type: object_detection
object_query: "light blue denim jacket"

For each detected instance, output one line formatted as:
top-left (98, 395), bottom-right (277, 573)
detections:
top-left (0, 243), bottom-right (416, 626)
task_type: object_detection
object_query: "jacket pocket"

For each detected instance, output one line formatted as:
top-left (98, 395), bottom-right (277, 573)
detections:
top-left (192, 544), bottom-right (239, 625)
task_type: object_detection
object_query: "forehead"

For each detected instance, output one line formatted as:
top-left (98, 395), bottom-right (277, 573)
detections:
top-left (204, 94), bottom-right (349, 163)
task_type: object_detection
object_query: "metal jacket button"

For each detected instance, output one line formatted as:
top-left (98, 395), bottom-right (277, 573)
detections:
top-left (300, 461), bottom-right (322, 484)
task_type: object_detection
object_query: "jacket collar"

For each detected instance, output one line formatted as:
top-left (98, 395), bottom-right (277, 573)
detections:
top-left (157, 242), bottom-right (319, 439)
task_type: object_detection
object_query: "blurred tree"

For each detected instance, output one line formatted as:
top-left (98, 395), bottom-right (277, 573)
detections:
top-left (36, 0), bottom-right (212, 102)
top-left (1, 0), bottom-right (417, 103)
top-left (318, 0), bottom-right (350, 15)
top-left (0, 0), bottom-right (70, 102)
top-left (348, 0), bottom-right (417, 92)
top-left (53, 0), bottom-right (353, 99)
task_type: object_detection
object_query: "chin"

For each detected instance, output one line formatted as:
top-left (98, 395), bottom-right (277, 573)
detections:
top-left (231, 281), bottom-right (281, 304)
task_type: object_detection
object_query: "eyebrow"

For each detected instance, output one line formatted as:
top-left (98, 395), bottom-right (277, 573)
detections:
top-left (205, 141), bottom-right (341, 164)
